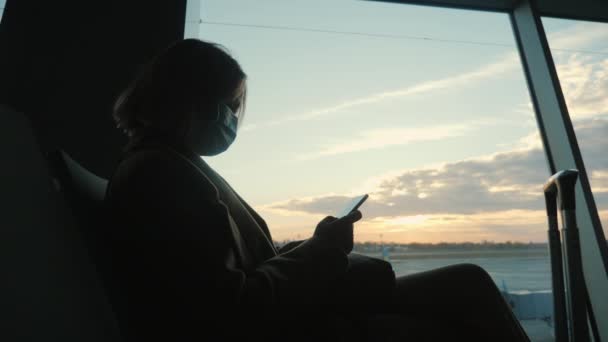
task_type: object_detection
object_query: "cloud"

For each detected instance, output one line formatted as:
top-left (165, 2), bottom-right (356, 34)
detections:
top-left (272, 148), bottom-right (548, 217)
top-left (242, 54), bottom-right (518, 132)
top-left (254, 22), bottom-right (608, 242)
top-left (353, 209), bottom-right (550, 243)
top-left (547, 23), bottom-right (608, 54)
top-left (296, 123), bottom-right (473, 160)
top-left (555, 55), bottom-right (608, 119)
top-left (590, 171), bottom-right (608, 193)
top-left (268, 117), bottom-right (608, 220)
top-left (262, 117), bottom-right (608, 243)
top-left (298, 118), bottom-right (513, 160)
top-left (241, 23), bottom-right (607, 133)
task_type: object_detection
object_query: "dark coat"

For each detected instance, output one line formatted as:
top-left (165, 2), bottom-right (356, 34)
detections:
top-left (104, 135), bottom-right (395, 341)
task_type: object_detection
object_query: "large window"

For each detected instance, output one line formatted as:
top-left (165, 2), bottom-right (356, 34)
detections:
top-left (543, 17), bottom-right (608, 244)
top-left (190, 1), bottom-right (561, 339)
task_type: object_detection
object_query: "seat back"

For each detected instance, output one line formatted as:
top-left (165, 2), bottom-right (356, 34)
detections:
top-left (50, 150), bottom-right (108, 202)
top-left (0, 104), bottom-right (121, 341)
top-left (47, 150), bottom-right (110, 264)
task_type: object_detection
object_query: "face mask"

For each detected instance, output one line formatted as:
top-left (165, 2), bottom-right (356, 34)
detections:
top-left (187, 103), bottom-right (239, 156)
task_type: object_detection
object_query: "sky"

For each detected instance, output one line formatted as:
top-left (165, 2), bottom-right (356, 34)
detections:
top-left (188, 0), bottom-right (608, 243)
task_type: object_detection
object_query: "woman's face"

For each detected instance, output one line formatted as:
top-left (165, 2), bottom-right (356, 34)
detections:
top-left (227, 79), bottom-right (247, 125)
top-left (185, 79), bottom-right (247, 156)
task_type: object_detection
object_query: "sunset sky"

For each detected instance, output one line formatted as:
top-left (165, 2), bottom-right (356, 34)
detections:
top-left (188, 0), bottom-right (608, 243)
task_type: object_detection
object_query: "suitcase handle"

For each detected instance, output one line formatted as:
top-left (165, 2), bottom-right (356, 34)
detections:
top-left (543, 169), bottom-right (590, 342)
top-left (544, 169), bottom-right (578, 211)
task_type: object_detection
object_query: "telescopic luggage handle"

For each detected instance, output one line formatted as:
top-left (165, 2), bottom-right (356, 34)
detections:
top-left (543, 170), bottom-right (590, 342)
top-left (544, 173), bottom-right (568, 342)
top-left (544, 170), bottom-right (578, 213)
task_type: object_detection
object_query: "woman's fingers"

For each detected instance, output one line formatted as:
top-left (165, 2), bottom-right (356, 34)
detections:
top-left (319, 216), bottom-right (337, 225)
top-left (313, 212), bottom-right (361, 254)
top-left (342, 210), bottom-right (362, 223)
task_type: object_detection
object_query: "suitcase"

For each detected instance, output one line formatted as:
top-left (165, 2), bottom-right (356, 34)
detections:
top-left (543, 169), bottom-right (590, 342)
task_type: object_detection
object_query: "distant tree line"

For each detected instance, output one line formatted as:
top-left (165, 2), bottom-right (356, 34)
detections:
top-left (351, 241), bottom-right (547, 253)
top-left (274, 239), bottom-right (548, 252)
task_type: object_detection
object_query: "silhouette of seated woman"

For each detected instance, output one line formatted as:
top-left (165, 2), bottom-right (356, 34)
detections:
top-left (105, 39), bottom-right (530, 342)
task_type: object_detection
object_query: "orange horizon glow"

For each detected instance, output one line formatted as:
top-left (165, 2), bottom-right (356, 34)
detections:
top-left (260, 208), bottom-right (608, 244)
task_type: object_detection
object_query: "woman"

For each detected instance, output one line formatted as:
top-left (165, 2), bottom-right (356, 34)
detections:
top-left (105, 39), bottom-right (530, 342)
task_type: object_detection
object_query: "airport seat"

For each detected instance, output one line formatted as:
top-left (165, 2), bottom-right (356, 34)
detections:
top-left (0, 104), bottom-right (121, 342)
top-left (47, 149), bottom-right (109, 266)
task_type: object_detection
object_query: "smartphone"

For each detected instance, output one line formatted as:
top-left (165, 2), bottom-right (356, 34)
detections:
top-left (336, 194), bottom-right (368, 218)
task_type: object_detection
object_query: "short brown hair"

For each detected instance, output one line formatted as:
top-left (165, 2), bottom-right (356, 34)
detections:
top-left (113, 39), bottom-right (246, 137)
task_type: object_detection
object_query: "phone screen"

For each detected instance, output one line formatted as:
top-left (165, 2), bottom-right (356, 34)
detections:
top-left (336, 194), bottom-right (368, 218)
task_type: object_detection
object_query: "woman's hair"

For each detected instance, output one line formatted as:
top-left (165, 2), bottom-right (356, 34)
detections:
top-left (113, 39), bottom-right (246, 137)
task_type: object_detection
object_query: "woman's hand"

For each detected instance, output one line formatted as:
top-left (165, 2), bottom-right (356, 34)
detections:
top-left (313, 210), bottom-right (362, 254)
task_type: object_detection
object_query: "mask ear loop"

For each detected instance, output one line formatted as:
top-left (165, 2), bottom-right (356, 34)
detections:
top-left (216, 103), bottom-right (238, 125)
top-left (214, 103), bottom-right (222, 122)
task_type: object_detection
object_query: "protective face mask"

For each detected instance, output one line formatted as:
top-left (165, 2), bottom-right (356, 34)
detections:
top-left (187, 103), bottom-right (239, 156)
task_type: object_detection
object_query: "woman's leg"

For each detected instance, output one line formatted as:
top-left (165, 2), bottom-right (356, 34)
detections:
top-left (370, 263), bottom-right (530, 341)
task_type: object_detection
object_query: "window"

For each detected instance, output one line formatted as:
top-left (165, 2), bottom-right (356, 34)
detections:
top-left (190, 1), bottom-right (557, 339)
top-left (543, 17), bottom-right (608, 244)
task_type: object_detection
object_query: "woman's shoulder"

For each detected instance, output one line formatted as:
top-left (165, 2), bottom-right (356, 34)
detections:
top-left (108, 145), bottom-right (218, 200)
